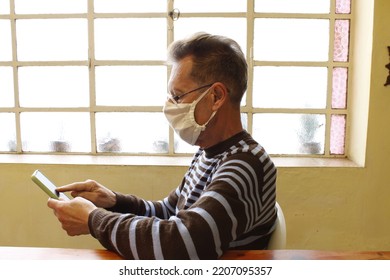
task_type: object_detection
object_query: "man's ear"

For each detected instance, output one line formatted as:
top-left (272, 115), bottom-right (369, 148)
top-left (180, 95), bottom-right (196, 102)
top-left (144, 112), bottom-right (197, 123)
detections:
top-left (211, 82), bottom-right (228, 110)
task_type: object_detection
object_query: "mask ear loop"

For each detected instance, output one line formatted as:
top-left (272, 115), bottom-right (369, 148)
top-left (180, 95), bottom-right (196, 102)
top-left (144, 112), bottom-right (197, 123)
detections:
top-left (201, 111), bottom-right (217, 131)
top-left (192, 87), bottom-right (213, 106)
top-left (192, 88), bottom-right (217, 131)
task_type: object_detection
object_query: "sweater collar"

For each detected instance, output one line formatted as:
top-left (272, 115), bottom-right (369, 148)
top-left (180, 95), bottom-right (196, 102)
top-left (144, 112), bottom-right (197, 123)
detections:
top-left (203, 130), bottom-right (248, 158)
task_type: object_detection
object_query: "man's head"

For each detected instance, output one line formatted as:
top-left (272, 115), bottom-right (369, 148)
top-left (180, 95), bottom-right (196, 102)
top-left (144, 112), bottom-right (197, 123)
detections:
top-left (167, 32), bottom-right (248, 106)
top-left (164, 33), bottom-right (247, 148)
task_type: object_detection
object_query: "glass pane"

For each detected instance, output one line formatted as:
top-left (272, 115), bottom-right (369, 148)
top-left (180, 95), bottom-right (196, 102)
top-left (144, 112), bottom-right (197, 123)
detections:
top-left (18, 66), bottom-right (89, 107)
top-left (255, 0), bottom-right (330, 13)
top-left (94, 0), bottom-right (165, 13)
top-left (174, 135), bottom-right (198, 154)
top-left (16, 19), bottom-right (88, 61)
top-left (0, 67), bottom-right (14, 107)
top-left (96, 113), bottom-right (168, 153)
top-left (336, 0), bottom-right (351, 14)
top-left (241, 113), bottom-right (248, 131)
top-left (0, 113), bottom-right (16, 152)
top-left (332, 67), bottom-right (348, 109)
top-left (174, 18), bottom-right (247, 54)
top-left (0, 20), bottom-right (12, 61)
top-left (175, 0), bottom-right (246, 12)
top-left (21, 112), bottom-right (91, 152)
top-left (254, 18), bottom-right (329, 61)
top-left (253, 113), bottom-right (325, 155)
top-left (94, 18), bottom-right (166, 60)
top-left (253, 66), bottom-right (327, 108)
top-left (330, 114), bottom-right (346, 155)
top-left (0, 0), bottom-right (10, 14)
top-left (96, 66), bottom-right (166, 106)
top-left (15, 0), bottom-right (87, 14)
top-left (333, 20), bottom-right (350, 62)
top-left (241, 92), bottom-right (247, 107)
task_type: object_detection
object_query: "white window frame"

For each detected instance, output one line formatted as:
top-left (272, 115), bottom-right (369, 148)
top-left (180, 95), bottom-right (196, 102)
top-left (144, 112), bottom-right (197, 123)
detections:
top-left (0, 0), bottom-right (353, 158)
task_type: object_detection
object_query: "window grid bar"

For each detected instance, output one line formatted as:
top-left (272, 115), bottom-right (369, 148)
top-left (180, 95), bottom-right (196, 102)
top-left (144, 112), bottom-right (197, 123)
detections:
top-left (3, 106), bottom-right (162, 113)
top-left (167, 0), bottom-right (175, 155)
top-left (338, 0), bottom-right (352, 158)
top-left (94, 60), bottom-right (166, 66)
top-left (343, 1), bottom-right (356, 157)
top-left (88, 0), bottom-right (97, 154)
top-left (7, 13), bottom-right (87, 19)
top-left (253, 61), bottom-right (349, 67)
top-left (94, 13), bottom-right (167, 19)
top-left (324, 0), bottom-right (338, 157)
top-left (4, 12), bottom-right (352, 21)
top-left (12, 61), bottom-right (89, 66)
top-left (245, 0), bottom-right (255, 135)
top-left (9, 0), bottom-right (21, 153)
top-left (5, 60), bottom-right (348, 68)
top-left (244, 107), bottom-right (348, 114)
top-left (254, 12), bottom-right (351, 20)
top-left (2, 61), bottom-right (167, 67)
top-left (1, 106), bottom-right (349, 115)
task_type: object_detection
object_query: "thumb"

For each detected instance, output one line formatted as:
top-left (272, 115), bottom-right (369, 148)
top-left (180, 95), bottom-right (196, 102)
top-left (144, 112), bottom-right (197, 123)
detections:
top-left (47, 198), bottom-right (61, 209)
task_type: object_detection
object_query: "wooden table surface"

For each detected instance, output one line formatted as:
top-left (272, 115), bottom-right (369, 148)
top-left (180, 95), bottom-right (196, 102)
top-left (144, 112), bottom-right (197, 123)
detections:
top-left (221, 249), bottom-right (390, 260)
top-left (0, 246), bottom-right (124, 260)
top-left (1, 247), bottom-right (389, 260)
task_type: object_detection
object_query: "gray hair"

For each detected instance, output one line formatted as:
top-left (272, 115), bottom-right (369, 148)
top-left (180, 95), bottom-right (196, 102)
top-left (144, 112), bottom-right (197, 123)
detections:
top-left (167, 32), bottom-right (247, 104)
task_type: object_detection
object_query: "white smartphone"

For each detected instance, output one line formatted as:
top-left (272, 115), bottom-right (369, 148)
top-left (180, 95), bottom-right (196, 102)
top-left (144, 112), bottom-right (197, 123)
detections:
top-left (31, 170), bottom-right (70, 200)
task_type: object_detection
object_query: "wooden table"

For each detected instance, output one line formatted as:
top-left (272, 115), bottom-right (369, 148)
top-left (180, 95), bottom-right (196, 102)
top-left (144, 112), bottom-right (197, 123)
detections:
top-left (221, 250), bottom-right (390, 260)
top-left (1, 247), bottom-right (389, 260)
top-left (0, 246), bottom-right (124, 260)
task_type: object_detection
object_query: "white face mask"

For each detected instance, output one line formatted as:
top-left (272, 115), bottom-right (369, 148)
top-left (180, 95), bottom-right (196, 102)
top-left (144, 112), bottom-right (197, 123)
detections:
top-left (163, 88), bottom-right (217, 145)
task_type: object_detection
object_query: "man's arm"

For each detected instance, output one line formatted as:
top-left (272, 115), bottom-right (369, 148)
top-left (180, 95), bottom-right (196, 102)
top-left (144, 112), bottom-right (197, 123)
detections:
top-left (106, 187), bottom-right (179, 219)
top-left (88, 185), bottom-right (244, 259)
top-left (88, 153), bottom-right (276, 259)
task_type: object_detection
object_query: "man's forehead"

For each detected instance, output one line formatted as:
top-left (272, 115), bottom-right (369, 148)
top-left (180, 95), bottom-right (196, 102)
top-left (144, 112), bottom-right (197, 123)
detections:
top-left (171, 57), bottom-right (192, 75)
top-left (168, 58), bottom-right (193, 88)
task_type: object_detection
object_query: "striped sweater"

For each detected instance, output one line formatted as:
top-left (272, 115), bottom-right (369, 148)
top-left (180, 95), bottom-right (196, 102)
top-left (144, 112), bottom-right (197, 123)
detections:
top-left (88, 130), bottom-right (277, 259)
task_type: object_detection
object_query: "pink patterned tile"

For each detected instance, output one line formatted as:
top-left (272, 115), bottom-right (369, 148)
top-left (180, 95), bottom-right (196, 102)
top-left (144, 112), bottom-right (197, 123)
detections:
top-left (330, 114), bottom-right (346, 155)
top-left (332, 67), bottom-right (348, 109)
top-left (333, 20), bottom-right (350, 62)
top-left (336, 0), bottom-right (351, 14)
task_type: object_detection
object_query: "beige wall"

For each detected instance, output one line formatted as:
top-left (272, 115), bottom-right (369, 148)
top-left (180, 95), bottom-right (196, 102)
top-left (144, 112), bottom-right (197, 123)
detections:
top-left (0, 163), bottom-right (187, 249)
top-left (1, 0), bottom-right (390, 251)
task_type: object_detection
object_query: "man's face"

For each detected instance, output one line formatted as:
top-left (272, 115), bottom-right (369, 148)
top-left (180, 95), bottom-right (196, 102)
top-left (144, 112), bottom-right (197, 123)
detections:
top-left (168, 57), bottom-right (214, 126)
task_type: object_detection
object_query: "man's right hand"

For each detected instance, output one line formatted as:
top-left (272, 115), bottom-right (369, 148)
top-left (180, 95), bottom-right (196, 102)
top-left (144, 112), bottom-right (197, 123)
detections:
top-left (56, 179), bottom-right (116, 209)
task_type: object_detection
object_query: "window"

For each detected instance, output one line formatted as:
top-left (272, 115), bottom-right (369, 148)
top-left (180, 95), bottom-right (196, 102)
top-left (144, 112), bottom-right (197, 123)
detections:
top-left (0, 0), bottom-right (351, 157)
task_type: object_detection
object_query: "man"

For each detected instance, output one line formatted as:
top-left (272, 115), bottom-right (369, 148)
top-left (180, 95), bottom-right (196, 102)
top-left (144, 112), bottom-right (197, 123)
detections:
top-left (48, 32), bottom-right (277, 259)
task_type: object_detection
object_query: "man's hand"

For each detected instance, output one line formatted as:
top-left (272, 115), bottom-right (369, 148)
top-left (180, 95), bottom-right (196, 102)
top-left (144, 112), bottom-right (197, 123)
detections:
top-left (56, 179), bottom-right (116, 208)
top-left (47, 197), bottom-right (97, 236)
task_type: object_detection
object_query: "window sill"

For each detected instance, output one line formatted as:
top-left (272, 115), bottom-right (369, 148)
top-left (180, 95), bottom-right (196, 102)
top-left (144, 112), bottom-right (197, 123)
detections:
top-left (0, 154), bottom-right (361, 168)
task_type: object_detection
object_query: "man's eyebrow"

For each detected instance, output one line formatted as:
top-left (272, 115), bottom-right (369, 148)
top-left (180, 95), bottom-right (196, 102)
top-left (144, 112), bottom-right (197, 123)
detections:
top-left (169, 87), bottom-right (184, 95)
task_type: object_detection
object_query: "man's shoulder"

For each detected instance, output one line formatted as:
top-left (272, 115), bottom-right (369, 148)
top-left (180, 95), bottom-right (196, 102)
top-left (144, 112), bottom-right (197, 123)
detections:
top-left (227, 133), bottom-right (270, 161)
top-left (194, 131), bottom-right (273, 168)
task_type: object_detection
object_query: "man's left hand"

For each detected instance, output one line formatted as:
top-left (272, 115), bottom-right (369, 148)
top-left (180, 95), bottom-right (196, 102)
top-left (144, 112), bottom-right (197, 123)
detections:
top-left (47, 197), bottom-right (97, 236)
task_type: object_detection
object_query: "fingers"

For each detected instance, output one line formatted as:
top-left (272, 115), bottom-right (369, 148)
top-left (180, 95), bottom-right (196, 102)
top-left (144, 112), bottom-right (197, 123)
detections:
top-left (47, 197), bottom-right (94, 236)
top-left (47, 198), bottom-right (63, 218)
top-left (47, 197), bottom-right (60, 209)
top-left (56, 181), bottom-right (91, 193)
top-left (53, 179), bottom-right (114, 208)
top-left (56, 180), bottom-right (100, 199)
